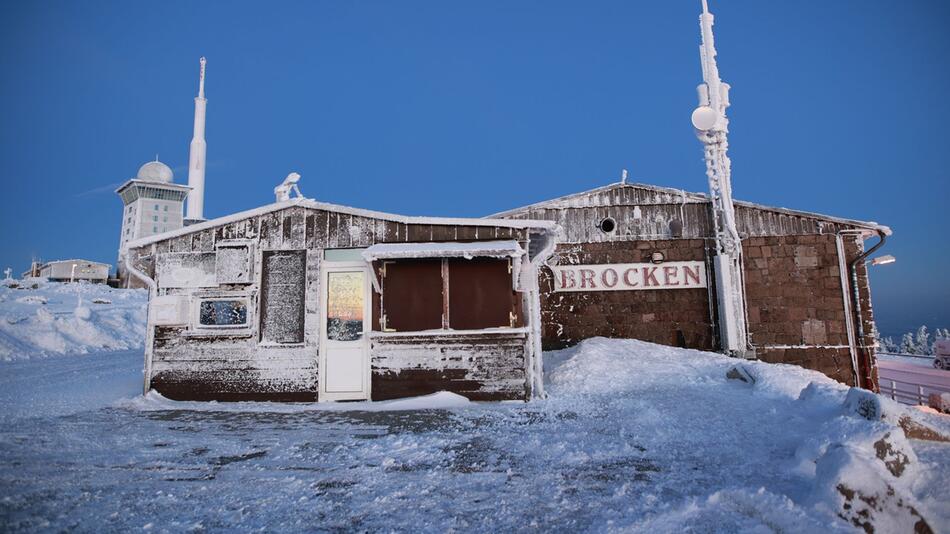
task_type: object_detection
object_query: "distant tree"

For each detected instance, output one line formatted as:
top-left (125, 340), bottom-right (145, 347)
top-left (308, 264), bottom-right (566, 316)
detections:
top-left (880, 336), bottom-right (898, 353)
top-left (915, 326), bottom-right (931, 355)
top-left (936, 328), bottom-right (950, 341)
top-left (900, 332), bottom-right (916, 355)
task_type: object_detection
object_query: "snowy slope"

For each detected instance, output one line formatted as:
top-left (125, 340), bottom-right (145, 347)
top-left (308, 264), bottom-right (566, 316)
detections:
top-left (1, 337), bottom-right (947, 532)
top-left (0, 278), bottom-right (147, 361)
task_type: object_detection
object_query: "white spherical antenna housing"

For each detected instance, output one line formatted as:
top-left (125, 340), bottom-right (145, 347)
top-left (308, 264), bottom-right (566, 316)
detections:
top-left (136, 160), bottom-right (174, 183)
top-left (691, 106), bottom-right (720, 131)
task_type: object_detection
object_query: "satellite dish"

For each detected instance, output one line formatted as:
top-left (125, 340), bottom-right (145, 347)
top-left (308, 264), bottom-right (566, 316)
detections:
top-left (691, 106), bottom-right (719, 131)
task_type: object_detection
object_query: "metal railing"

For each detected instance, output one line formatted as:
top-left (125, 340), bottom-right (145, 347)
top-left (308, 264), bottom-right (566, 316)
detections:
top-left (878, 377), bottom-right (949, 406)
top-left (877, 351), bottom-right (935, 361)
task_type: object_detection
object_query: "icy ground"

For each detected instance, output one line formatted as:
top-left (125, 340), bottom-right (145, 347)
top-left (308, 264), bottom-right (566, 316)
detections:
top-left (0, 279), bottom-right (146, 361)
top-left (0, 343), bottom-right (947, 531)
top-left (0, 286), bottom-right (948, 532)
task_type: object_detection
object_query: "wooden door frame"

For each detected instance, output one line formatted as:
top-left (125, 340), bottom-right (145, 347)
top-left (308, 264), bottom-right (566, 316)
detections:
top-left (318, 261), bottom-right (372, 402)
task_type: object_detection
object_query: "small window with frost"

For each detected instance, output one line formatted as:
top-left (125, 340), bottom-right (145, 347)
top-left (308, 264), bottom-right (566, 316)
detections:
top-left (215, 241), bottom-right (253, 284)
top-left (198, 299), bottom-right (248, 327)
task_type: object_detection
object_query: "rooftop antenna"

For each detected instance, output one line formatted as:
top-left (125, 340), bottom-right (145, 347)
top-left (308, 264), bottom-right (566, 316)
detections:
top-left (621, 169), bottom-right (628, 185)
top-left (274, 172), bottom-right (303, 202)
top-left (691, 0), bottom-right (751, 357)
top-left (185, 57), bottom-right (208, 224)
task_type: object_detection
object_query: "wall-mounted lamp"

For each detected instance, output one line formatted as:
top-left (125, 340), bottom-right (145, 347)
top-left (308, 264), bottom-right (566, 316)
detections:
top-left (651, 251), bottom-right (665, 264)
top-left (869, 255), bottom-right (896, 266)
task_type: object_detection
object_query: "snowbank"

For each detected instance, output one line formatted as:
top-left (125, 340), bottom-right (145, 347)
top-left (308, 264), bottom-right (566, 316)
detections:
top-left (545, 338), bottom-right (946, 532)
top-left (0, 278), bottom-right (147, 361)
top-left (1, 332), bottom-right (947, 531)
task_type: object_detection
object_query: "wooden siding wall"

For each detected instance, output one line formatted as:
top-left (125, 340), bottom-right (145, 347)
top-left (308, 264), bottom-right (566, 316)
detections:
top-left (500, 184), bottom-right (880, 387)
top-left (501, 185), bottom-right (865, 243)
top-left (130, 205), bottom-right (533, 402)
top-left (371, 332), bottom-right (529, 401)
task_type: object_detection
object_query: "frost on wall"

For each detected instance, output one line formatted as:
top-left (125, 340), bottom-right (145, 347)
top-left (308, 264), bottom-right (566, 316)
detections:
top-left (215, 244), bottom-right (252, 284)
top-left (155, 252), bottom-right (216, 288)
top-left (260, 251), bottom-right (306, 344)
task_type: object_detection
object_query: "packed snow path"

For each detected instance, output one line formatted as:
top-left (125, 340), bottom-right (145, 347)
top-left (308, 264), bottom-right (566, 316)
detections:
top-left (1, 340), bottom-right (948, 532)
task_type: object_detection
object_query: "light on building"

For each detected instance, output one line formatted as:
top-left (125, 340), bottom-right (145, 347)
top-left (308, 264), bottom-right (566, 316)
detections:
top-left (870, 255), bottom-right (896, 266)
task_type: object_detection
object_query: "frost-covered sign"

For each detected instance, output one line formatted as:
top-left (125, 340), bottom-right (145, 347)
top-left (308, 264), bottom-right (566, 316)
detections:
top-left (552, 262), bottom-right (707, 292)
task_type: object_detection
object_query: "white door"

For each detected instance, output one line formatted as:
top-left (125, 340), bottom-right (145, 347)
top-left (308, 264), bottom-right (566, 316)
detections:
top-left (320, 262), bottom-right (371, 401)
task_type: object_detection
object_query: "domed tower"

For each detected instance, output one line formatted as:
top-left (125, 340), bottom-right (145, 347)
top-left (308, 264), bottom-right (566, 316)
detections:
top-left (115, 158), bottom-right (192, 286)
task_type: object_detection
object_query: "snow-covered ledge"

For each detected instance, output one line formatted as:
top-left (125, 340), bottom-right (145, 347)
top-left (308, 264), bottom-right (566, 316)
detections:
top-left (360, 240), bottom-right (524, 261)
top-left (368, 327), bottom-right (530, 338)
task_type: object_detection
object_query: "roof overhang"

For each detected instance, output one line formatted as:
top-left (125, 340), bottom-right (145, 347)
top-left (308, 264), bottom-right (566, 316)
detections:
top-left (115, 179), bottom-right (193, 194)
top-left (361, 240), bottom-right (524, 262)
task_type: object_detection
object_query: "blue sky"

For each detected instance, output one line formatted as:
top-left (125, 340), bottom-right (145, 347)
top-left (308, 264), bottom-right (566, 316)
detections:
top-left (1, 1), bottom-right (947, 337)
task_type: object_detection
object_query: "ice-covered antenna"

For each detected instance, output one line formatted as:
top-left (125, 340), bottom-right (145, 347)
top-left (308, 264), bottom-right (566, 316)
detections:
top-left (198, 57), bottom-right (207, 99)
top-left (621, 169), bottom-right (628, 184)
top-left (691, 0), bottom-right (750, 357)
top-left (274, 172), bottom-right (303, 202)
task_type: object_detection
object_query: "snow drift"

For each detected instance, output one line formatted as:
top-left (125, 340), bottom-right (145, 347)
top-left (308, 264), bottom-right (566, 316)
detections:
top-left (0, 278), bottom-right (147, 360)
top-left (1, 314), bottom-right (947, 531)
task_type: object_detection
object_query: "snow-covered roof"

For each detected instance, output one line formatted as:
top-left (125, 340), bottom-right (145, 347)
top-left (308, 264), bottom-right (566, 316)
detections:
top-left (362, 240), bottom-right (524, 262)
top-left (128, 197), bottom-right (558, 250)
top-left (489, 182), bottom-right (892, 235)
top-left (115, 179), bottom-right (192, 194)
top-left (41, 259), bottom-right (111, 268)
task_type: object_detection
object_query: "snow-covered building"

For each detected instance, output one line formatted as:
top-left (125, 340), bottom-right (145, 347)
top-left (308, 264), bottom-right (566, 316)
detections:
top-left (125, 195), bottom-right (558, 402)
top-left (117, 57), bottom-right (208, 286)
top-left (115, 160), bottom-right (191, 285)
top-left (22, 259), bottom-right (111, 283)
top-left (492, 181), bottom-right (890, 390)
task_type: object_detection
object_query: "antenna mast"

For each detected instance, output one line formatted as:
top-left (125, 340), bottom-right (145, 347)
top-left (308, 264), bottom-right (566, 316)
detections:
top-left (185, 57), bottom-right (208, 224)
top-left (691, 1), bottom-right (751, 357)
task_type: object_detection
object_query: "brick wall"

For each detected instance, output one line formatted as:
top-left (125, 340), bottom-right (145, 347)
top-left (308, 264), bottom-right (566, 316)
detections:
top-left (539, 239), bottom-right (714, 351)
top-left (742, 234), bottom-right (867, 386)
top-left (538, 233), bottom-right (878, 389)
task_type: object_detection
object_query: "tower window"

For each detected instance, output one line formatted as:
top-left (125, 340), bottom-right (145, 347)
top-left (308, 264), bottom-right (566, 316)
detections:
top-left (164, 205), bottom-right (168, 212)
top-left (153, 215), bottom-right (158, 222)
top-left (599, 217), bottom-right (617, 233)
top-left (154, 204), bottom-right (159, 210)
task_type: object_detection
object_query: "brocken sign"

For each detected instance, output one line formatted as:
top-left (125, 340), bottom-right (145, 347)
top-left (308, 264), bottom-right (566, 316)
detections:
top-left (552, 261), bottom-right (707, 292)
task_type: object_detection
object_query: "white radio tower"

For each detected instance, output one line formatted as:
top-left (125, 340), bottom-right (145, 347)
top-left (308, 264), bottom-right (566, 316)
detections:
top-left (690, 0), bottom-right (751, 357)
top-left (185, 57), bottom-right (208, 224)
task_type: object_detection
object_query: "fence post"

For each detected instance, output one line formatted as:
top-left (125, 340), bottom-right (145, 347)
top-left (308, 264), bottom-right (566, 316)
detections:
top-left (890, 381), bottom-right (897, 401)
top-left (917, 385), bottom-right (924, 405)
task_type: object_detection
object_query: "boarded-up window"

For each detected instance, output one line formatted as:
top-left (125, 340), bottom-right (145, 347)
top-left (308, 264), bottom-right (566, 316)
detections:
top-left (216, 243), bottom-right (253, 284)
top-left (381, 259), bottom-right (443, 331)
top-left (379, 257), bottom-right (520, 332)
top-left (449, 258), bottom-right (518, 330)
top-left (156, 252), bottom-right (216, 288)
top-left (260, 250), bottom-right (306, 343)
